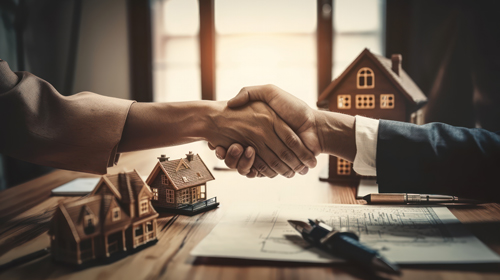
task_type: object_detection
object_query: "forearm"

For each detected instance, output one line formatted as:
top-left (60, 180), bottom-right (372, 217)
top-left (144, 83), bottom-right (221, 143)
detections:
top-left (314, 110), bottom-right (356, 161)
top-left (119, 101), bottom-right (221, 152)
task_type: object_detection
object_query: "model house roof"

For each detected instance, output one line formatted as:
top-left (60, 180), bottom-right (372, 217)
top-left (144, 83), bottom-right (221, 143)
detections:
top-left (146, 152), bottom-right (215, 190)
top-left (91, 170), bottom-right (152, 203)
top-left (317, 48), bottom-right (427, 109)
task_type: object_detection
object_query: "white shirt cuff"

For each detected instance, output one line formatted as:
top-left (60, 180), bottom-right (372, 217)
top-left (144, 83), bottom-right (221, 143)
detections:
top-left (352, 115), bottom-right (379, 176)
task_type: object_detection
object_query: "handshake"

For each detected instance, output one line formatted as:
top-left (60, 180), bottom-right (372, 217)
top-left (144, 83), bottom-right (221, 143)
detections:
top-left (204, 84), bottom-right (357, 179)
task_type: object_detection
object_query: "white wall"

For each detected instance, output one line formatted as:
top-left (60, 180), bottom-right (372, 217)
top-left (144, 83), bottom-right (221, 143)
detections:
top-left (73, 0), bottom-right (130, 99)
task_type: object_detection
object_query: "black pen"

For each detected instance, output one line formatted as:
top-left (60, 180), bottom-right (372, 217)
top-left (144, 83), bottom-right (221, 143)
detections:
top-left (288, 219), bottom-right (400, 275)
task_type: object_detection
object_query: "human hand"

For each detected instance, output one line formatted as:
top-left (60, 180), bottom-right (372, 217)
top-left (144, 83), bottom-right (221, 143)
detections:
top-left (212, 85), bottom-right (321, 176)
top-left (205, 101), bottom-right (316, 178)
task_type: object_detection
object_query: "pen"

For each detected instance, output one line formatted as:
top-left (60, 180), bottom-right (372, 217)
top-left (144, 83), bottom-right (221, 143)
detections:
top-left (288, 219), bottom-right (400, 275)
top-left (362, 193), bottom-right (475, 204)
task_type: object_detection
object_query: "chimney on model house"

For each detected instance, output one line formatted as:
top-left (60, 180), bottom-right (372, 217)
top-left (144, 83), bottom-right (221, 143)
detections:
top-left (157, 154), bottom-right (169, 162)
top-left (186, 151), bottom-right (194, 161)
top-left (391, 54), bottom-right (402, 76)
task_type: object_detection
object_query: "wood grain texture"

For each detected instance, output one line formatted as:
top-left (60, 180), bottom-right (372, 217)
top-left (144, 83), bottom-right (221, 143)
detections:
top-left (1, 142), bottom-right (499, 279)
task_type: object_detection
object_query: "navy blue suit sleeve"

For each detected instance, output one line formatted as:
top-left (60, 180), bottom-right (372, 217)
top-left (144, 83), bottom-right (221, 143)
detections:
top-left (376, 120), bottom-right (500, 202)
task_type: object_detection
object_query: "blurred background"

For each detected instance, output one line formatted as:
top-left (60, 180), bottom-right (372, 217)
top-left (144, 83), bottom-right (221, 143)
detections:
top-left (1, 0), bottom-right (499, 188)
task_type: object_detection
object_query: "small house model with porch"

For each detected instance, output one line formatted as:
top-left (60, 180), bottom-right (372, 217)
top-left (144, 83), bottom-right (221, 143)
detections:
top-left (146, 152), bottom-right (219, 215)
top-left (317, 48), bottom-right (427, 183)
top-left (49, 170), bottom-right (158, 266)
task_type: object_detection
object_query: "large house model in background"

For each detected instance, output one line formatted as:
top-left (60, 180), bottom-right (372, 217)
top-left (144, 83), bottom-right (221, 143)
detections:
top-left (146, 152), bottom-right (219, 215)
top-left (317, 48), bottom-right (427, 183)
top-left (49, 170), bottom-right (158, 266)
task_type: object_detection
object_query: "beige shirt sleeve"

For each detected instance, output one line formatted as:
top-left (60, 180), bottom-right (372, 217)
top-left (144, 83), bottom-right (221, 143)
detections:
top-left (0, 60), bottom-right (135, 174)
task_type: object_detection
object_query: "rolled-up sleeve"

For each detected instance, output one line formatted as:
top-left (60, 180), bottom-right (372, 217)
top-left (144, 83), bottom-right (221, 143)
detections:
top-left (0, 60), bottom-right (135, 174)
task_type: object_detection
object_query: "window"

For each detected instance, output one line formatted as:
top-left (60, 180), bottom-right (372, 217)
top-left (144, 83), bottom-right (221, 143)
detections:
top-left (140, 199), bottom-right (149, 215)
top-left (166, 189), bottom-right (175, 203)
top-left (196, 172), bottom-right (203, 178)
top-left (135, 225), bottom-right (143, 237)
top-left (83, 208), bottom-right (95, 235)
top-left (355, 94), bottom-right (375, 109)
top-left (161, 175), bottom-right (169, 185)
top-left (191, 187), bottom-right (198, 202)
top-left (152, 188), bottom-right (158, 200)
top-left (146, 222), bottom-right (153, 233)
top-left (152, 0), bottom-right (385, 113)
top-left (200, 185), bottom-right (206, 199)
top-left (177, 189), bottom-right (191, 204)
top-left (337, 158), bottom-right (351, 175)
top-left (380, 94), bottom-right (395, 109)
top-left (182, 176), bottom-right (188, 183)
top-left (112, 207), bottom-right (121, 221)
top-left (337, 95), bottom-right (351, 109)
top-left (357, 67), bottom-right (375, 89)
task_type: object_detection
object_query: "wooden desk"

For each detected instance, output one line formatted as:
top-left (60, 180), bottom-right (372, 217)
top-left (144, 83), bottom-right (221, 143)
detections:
top-left (1, 142), bottom-right (500, 280)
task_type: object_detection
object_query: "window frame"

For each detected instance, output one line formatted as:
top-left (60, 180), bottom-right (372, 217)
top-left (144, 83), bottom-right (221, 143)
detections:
top-left (337, 157), bottom-right (351, 175)
top-left (355, 94), bottom-right (375, 109)
top-left (380, 94), bottom-right (395, 109)
top-left (356, 67), bottom-right (375, 89)
top-left (337, 94), bottom-right (351, 109)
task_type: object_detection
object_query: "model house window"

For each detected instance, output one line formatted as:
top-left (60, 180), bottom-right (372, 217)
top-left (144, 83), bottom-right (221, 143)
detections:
top-left (337, 158), bottom-right (351, 175)
top-left (357, 67), bottom-right (375, 89)
top-left (166, 189), bottom-right (175, 203)
top-left (182, 176), bottom-right (189, 182)
top-left (140, 199), bottom-right (149, 215)
top-left (380, 94), bottom-right (394, 109)
top-left (196, 172), bottom-right (203, 178)
top-left (152, 188), bottom-right (158, 200)
top-left (161, 175), bottom-right (169, 185)
top-left (146, 222), bottom-right (153, 233)
top-left (337, 95), bottom-right (351, 109)
top-left (135, 225), bottom-right (143, 236)
top-left (191, 187), bottom-right (198, 202)
top-left (83, 208), bottom-right (96, 234)
top-left (112, 207), bottom-right (121, 221)
top-left (200, 185), bottom-right (206, 199)
top-left (355, 94), bottom-right (375, 109)
top-left (177, 189), bottom-right (190, 204)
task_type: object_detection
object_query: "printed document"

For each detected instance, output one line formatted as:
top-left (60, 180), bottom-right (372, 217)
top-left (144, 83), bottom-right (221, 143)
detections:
top-left (191, 204), bottom-right (500, 264)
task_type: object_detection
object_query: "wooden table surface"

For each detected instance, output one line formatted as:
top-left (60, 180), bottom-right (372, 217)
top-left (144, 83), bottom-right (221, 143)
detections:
top-left (1, 142), bottom-right (500, 280)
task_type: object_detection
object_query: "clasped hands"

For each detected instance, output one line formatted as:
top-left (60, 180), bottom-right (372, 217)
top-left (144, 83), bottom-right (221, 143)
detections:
top-left (205, 85), bottom-right (326, 178)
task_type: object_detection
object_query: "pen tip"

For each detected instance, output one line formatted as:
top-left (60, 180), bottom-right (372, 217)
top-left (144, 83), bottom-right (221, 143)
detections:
top-left (362, 195), bottom-right (371, 202)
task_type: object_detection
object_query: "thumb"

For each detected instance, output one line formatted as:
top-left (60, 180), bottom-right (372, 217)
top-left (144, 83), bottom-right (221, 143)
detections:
top-left (227, 88), bottom-right (251, 108)
top-left (228, 85), bottom-right (276, 108)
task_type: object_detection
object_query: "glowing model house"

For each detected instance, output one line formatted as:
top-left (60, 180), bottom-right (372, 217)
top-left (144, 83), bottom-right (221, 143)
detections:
top-left (146, 152), bottom-right (219, 215)
top-left (317, 48), bottom-right (427, 183)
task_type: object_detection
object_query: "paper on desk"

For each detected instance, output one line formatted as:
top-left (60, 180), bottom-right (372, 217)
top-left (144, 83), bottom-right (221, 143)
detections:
top-left (191, 204), bottom-right (500, 264)
top-left (51, 178), bottom-right (100, 196)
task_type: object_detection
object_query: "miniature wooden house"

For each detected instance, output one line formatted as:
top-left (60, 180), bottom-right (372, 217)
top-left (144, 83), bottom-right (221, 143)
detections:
top-left (146, 152), bottom-right (219, 215)
top-left (49, 170), bottom-right (159, 266)
top-left (317, 48), bottom-right (427, 182)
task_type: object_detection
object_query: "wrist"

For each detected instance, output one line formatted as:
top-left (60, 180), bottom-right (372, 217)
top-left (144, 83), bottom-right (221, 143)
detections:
top-left (314, 110), bottom-right (356, 161)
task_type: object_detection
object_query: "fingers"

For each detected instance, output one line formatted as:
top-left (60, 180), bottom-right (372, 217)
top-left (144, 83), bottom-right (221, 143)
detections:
top-left (215, 144), bottom-right (257, 177)
top-left (224, 144), bottom-right (244, 169)
top-left (208, 142), bottom-right (216, 150)
top-left (252, 155), bottom-right (279, 178)
top-left (236, 146), bottom-right (255, 176)
top-left (273, 117), bottom-right (317, 169)
top-left (215, 146), bottom-right (227, 160)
